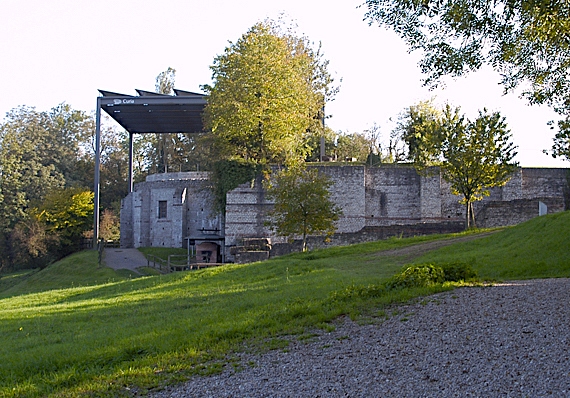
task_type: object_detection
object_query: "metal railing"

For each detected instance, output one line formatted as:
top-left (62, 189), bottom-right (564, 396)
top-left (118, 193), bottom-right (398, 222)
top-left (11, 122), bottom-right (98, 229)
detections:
top-left (145, 253), bottom-right (221, 273)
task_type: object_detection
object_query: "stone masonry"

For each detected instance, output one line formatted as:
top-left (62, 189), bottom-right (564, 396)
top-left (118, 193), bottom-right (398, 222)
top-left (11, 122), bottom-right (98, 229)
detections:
top-left (120, 166), bottom-right (569, 262)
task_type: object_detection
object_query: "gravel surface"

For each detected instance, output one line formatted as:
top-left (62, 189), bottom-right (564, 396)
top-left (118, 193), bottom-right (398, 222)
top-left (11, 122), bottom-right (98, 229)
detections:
top-left (151, 278), bottom-right (570, 397)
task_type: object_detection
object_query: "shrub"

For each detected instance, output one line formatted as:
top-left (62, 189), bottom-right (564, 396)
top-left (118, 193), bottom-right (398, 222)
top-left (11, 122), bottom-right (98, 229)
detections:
top-left (387, 263), bottom-right (445, 290)
top-left (440, 262), bottom-right (477, 282)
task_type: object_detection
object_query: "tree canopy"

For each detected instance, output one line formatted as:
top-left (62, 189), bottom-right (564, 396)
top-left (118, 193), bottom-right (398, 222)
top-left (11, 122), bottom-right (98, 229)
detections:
top-left (0, 103), bottom-right (120, 269)
top-left (364, 0), bottom-right (570, 159)
top-left (203, 20), bottom-right (337, 166)
top-left (395, 102), bottom-right (518, 227)
top-left (392, 99), bottom-right (443, 166)
top-left (439, 106), bottom-right (518, 227)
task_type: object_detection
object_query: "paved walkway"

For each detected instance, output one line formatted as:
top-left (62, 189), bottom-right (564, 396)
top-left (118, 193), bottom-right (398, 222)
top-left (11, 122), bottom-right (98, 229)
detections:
top-left (103, 248), bottom-right (148, 275)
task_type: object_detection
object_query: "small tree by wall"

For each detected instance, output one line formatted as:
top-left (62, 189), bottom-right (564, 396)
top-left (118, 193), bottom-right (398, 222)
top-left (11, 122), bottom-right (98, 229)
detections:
top-left (265, 165), bottom-right (342, 252)
top-left (439, 107), bottom-right (518, 228)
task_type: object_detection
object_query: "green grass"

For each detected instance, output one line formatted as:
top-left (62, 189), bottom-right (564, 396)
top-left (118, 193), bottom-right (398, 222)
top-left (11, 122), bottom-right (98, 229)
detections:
top-left (411, 211), bottom-right (570, 280)
top-left (0, 251), bottom-right (125, 298)
top-left (138, 247), bottom-right (188, 258)
top-left (0, 211), bottom-right (568, 397)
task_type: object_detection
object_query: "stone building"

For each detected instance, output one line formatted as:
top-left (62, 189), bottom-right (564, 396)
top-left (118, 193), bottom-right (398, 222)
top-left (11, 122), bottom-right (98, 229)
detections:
top-left (120, 172), bottom-right (225, 263)
top-left (120, 165), bottom-right (569, 262)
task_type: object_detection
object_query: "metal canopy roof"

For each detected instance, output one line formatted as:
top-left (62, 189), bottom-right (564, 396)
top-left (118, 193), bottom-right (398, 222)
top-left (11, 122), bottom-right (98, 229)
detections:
top-left (98, 89), bottom-right (207, 134)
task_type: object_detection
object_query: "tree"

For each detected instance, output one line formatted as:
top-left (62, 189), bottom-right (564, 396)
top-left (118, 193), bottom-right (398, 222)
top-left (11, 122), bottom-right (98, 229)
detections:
top-left (10, 217), bottom-right (59, 269)
top-left (99, 209), bottom-right (120, 242)
top-left (203, 20), bottom-right (337, 166)
top-left (0, 106), bottom-right (66, 232)
top-left (47, 103), bottom-right (95, 187)
top-left (304, 126), bottom-right (337, 162)
top-left (440, 106), bottom-right (518, 228)
top-left (36, 188), bottom-right (94, 253)
top-left (364, 0), bottom-right (570, 159)
top-left (395, 101), bottom-right (518, 227)
top-left (335, 132), bottom-right (371, 162)
top-left (545, 119), bottom-right (570, 160)
top-left (266, 165), bottom-right (342, 252)
top-left (0, 104), bottom-right (95, 268)
top-left (392, 99), bottom-right (443, 166)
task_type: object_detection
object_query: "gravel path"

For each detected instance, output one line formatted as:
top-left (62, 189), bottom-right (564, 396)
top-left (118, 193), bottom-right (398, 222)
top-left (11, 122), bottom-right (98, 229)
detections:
top-left (151, 278), bottom-right (570, 397)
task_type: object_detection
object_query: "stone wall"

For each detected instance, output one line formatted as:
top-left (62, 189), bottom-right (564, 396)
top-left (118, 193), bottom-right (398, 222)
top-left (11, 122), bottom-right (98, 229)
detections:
top-left (365, 165), bottom-right (423, 225)
top-left (121, 172), bottom-right (221, 248)
top-left (121, 166), bottom-right (569, 262)
top-left (223, 165), bottom-right (569, 262)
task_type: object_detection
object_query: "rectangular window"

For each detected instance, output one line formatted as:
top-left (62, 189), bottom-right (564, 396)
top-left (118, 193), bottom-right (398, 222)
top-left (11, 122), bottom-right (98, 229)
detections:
top-left (158, 200), bottom-right (167, 219)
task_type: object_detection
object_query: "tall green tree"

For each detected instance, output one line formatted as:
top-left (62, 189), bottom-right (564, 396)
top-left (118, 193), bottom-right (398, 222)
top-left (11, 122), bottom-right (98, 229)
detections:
top-left (392, 99), bottom-right (443, 166)
top-left (364, 0), bottom-right (570, 159)
top-left (335, 132), bottom-right (371, 162)
top-left (0, 106), bottom-right (66, 232)
top-left (439, 107), bottom-right (518, 228)
top-left (266, 165), bottom-right (342, 252)
top-left (203, 20), bottom-right (337, 166)
top-left (304, 126), bottom-right (337, 162)
top-left (399, 103), bottom-right (519, 228)
top-left (48, 103), bottom-right (95, 186)
top-left (36, 188), bottom-right (94, 253)
top-left (0, 104), bottom-right (95, 268)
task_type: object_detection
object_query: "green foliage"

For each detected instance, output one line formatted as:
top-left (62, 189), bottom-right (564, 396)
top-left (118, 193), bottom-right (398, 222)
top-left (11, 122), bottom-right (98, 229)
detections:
top-left (304, 126), bottom-right (337, 162)
top-left (335, 132), bottom-right (371, 162)
top-left (396, 102), bottom-right (518, 228)
top-left (364, 0), bottom-right (570, 159)
top-left (9, 217), bottom-right (59, 269)
top-left (392, 99), bottom-right (443, 165)
top-left (0, 104), bottom-right (97, 269)
top-left (0, 106), bottom-right (66, 231)
top-left (440, 262), bottom-right (478, 282)
top-left (203, 20), bottom-right (336, 165)
top-left (387, 262), bottom-right (477, 290)
top-left (387, 263), bottom-right (445, 290)
top-left (439, 106), bottom-right (518, 227)
top-left (266, 165), bottom-right (342, 251)
top-left (155, 67), bottom-right (176, 95)
top-left (36, 188), bottom-right (94, 250)
top-left (99, 209), bottom-right (120, 241)
top-left (210, 159), bottom-right (262, 213)
top-left (546, 118), bottom-right (570, 160)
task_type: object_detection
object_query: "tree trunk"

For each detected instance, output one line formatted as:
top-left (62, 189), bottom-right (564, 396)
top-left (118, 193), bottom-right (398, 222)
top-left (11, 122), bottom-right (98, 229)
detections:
top-left (465, 201), bottom-right (476, 229)
top-left (302, 219), bottom-right (308, 252)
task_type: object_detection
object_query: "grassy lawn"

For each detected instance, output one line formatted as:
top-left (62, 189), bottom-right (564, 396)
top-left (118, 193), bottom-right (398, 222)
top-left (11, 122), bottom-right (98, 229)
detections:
top-left (0, 211), bottom-right (568, 397)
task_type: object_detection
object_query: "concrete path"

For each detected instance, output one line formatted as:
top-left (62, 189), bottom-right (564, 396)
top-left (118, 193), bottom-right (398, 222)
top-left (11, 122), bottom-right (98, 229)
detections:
top-left (103, 248), bottom-right (148, 275)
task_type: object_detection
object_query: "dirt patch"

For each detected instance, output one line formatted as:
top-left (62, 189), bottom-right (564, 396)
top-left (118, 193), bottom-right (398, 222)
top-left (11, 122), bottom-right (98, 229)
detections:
top-left (373, 231), bottom-right (499, 265)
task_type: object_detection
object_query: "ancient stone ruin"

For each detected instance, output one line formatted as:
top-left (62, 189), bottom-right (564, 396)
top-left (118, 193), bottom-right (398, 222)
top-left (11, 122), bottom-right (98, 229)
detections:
top-left (120, 165), bottom-right (569, 262)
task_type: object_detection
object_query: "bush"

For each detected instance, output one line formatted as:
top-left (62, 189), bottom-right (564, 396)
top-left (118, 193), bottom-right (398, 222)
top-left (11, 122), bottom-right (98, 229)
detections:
top-left (440, 262), bottom-right (477, 282)
top-left (387, 264), bottom-right (445, 290)
top-left (386, 262), bottom-right (478, 290)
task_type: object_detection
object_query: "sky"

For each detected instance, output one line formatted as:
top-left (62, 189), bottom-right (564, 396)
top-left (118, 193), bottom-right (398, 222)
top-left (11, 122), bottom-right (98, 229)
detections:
top-left (1, 0), bottom-right (568, 167)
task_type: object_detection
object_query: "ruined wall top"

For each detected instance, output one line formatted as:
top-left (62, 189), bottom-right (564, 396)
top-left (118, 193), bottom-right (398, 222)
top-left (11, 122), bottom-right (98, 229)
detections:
top-left (146, 171), bottom-right (210, 182)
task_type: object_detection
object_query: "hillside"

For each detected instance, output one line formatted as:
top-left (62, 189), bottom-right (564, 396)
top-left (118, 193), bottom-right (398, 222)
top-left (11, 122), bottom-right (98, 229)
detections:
top-left (0, 211), bottom-right (568, 397)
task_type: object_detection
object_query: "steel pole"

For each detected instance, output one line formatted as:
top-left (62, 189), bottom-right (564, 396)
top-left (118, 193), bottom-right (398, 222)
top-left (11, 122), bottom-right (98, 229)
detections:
top-left (93, 97), bottom-right (102, 247)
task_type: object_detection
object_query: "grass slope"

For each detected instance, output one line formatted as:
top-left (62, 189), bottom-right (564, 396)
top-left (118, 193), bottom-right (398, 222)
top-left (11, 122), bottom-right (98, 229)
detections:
top-left (0, 211), bottom-right (568, 397)
top-left (412, 210), bottom-right (570, 279)
top-left (0, 251), bottom-right (125, 298)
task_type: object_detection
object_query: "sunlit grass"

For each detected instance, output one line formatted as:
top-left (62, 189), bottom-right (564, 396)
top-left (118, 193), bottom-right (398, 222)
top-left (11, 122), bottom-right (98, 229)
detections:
top-left (0, 211), bottom-right (568, 397)
top-left (411, 211), bottom-right (570, 280)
